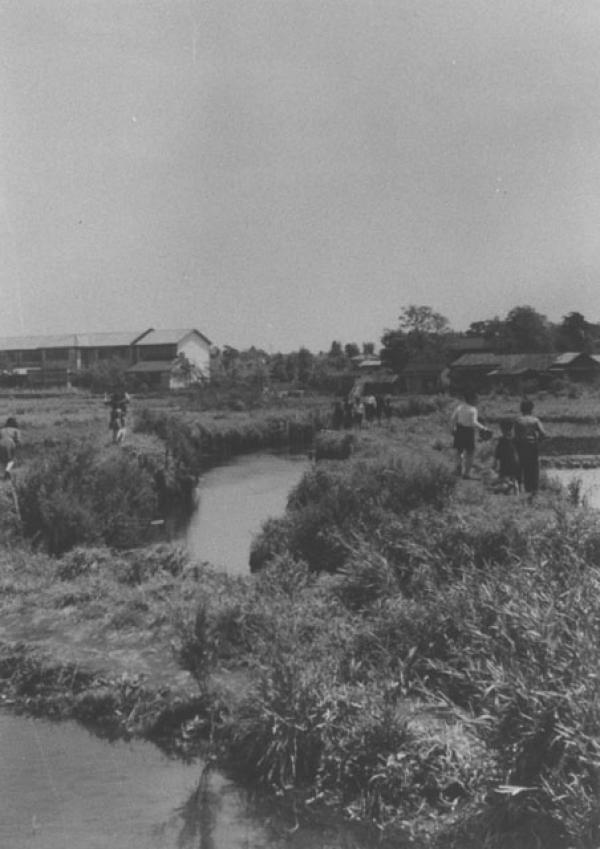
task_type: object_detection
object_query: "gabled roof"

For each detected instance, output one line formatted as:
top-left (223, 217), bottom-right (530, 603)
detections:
top-left (451, 352), bottom-right (503, 368)
top-left (76, 330), bottom-right (151, 348)
top-left (550, 351), bottom-right (599, 367)
top-left (134, 328), bottom-right (212, 347)
top-left (488, 354), bottom-right (556, 376)
top-left (453, 352), bottom-right (557, 375)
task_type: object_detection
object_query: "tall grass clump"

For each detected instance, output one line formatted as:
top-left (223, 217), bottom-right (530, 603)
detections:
top-left (250, 455), bottom-right (456, 572)
top-left (18, 441), bottom-right (157, 554)
top-left (134, 406), bottom-right (322, 465)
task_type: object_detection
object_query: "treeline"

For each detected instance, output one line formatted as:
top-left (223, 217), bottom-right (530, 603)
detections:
top-left (67, 303), bottom-right (600, 395)
top-left (380, 304), bottom-right (600, 373)
top-left (211, 304), bottom-right (600, 390)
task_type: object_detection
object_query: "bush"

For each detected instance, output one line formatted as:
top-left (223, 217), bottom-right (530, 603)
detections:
top-left (251, 456), bottom-right (457, 573)
top-left (18, 441), bottom-right (157, 554)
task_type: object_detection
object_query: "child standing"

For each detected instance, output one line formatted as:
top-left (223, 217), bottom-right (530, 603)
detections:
top-left (492, 419), bottom-right (520, 494)
top-left (450, 390), bottom-right (489, 479)
top-left (514, 399), bottom-right (547, 497)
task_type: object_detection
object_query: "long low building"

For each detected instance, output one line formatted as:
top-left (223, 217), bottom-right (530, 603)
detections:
top-left (0, 328), bottom-right (212, 389)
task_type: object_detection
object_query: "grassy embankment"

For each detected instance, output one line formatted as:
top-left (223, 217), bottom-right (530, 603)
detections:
top-left (1, 388), bottom-right (599, 847)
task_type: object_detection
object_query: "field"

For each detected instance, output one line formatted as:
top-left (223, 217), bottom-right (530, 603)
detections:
top-left (1, 386), bottom-right (600, 848)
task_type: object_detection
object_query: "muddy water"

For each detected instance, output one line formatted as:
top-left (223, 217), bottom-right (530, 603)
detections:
top-left (185, 453), bottom-right (310, 574)
top-left (0, 712), bottom-right (371, 849)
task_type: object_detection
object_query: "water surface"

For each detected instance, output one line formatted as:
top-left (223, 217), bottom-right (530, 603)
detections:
top-left (185, 453), bottom-right (310, 574)
top-left (550, 467), bottom-right (600, 509)
top-left (0, 712), bottom-right (372, 849)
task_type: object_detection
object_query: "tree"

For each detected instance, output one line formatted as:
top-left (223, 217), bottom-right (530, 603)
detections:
top-left (380, 329), bottom-right (409, 372)
top-left (297, 347), bottom-right (314, 384)
top-left (380, 305), bottom-right (452, 372)
top-left (362, 342), bottom-right (375, 356)
top-left (466, 318), bottom-right (504, 341)
top-left (398, 305), bottom-right (450, 335)
top-left (344, 343), bottom-right (360, 359)
top-left (502, 305), bottom-right (552, 352)
top-left (556, 311), bottom-right (591, 352)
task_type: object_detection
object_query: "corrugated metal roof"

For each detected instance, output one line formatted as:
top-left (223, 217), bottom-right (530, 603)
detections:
top-left (76, 330), bottom-right (150, 347)
top-left (135, 328), bottom-right (211, 346)
top-left (0, 333), bottom-right (78, 350)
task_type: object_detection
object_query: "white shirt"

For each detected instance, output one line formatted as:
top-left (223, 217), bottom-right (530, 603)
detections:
top-left (451, 403), bottom-right (480, 429)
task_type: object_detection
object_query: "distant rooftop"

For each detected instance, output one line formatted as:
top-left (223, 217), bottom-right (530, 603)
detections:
top-left (0, 333), bottom-right (78, 350)
top-left (135, 328), bottom-right (212, 346)
top-left (76, 330), bottom-right (150, 348)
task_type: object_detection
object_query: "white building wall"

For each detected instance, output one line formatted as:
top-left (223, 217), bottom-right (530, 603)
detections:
top-left (173, 332), bottom-right (211, 387)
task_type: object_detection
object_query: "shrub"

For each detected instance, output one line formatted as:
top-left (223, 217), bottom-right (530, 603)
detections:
top-left (314, 430), bottom-right (353, 460)
top-left (18, 441), bottom-right (157, 554)
top-left (251, 456), bottom-right (457, 572)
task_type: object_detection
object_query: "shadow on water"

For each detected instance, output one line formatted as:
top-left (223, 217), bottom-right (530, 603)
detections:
top-left (154, 764), bottom-right (219, 849)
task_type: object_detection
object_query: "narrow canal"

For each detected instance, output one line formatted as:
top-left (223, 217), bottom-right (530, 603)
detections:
top-left (5, 453), bottom-right (377, 849)
top-left (184, 452), bottom-right (310, 573)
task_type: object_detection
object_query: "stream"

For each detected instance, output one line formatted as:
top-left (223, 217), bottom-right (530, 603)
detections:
top-left (4, 453), bottom-right (375, 849)
top-left (0, 712), bottom-right (368, 849)
top-left (184, 452), bottom-right (310, 574)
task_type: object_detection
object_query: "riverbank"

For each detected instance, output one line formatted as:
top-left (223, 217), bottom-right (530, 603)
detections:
top-left (3, 388), bottom-right (600, 848)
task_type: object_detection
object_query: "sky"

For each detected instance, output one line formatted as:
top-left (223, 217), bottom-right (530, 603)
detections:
top-left (2, 0), bottom-right (600, 352)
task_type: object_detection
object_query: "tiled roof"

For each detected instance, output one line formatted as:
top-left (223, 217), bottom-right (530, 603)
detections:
top-left (450, 353), bottom-right (503, 367)
top-left (488, 354), bottom-right (556, 376)
top-left (453, 352), bottom-right (557, 374)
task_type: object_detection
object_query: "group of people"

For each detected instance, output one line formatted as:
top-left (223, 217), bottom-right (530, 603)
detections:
top-left (331, 394), bottom-right (393, 430)
top-left (451, 390), bottom-right (547, 497)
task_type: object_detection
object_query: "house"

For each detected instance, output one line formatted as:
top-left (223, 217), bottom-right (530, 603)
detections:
top-left (398, 361), bottom-right (447, 394)
top-left (487, 354), bottom-right (557, 393)
top-left (351, 372), bottom-right (399, 398)
top-left (74, 330), bottom-right (151, 369)
top-left (0, 327), bottom-right (212, 389)
top-left (548, 352), bottom-right (600, 382)
top-left (351, 354), bottom-right (382, 372)
top-left (450, 352), bottom-right (565, 393)
top-left (0, 333), bottom-right (79, 386)
top-left (128, 328), bottom-right (212, 389)
top-left (446, 335), bottom-right (496, 362)
top-left (448, 353), bottom-right (504, 392)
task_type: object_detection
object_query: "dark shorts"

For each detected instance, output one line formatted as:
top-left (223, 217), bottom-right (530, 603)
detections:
top-left (453, 425), bottom-right (475, 453)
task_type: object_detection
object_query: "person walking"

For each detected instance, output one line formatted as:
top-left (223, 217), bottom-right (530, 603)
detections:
top-left (0, 417), bottom-right (20, 479)
top-left (491, 419), bottom-right (520, 494)
top-left (450, 390), bottom-right (489, 479)
top-left (514, 398), bottom-right (547, 498)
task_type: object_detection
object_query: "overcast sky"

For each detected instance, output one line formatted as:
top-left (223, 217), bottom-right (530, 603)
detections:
top-left (2, 0), bottom-right (600, 351)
